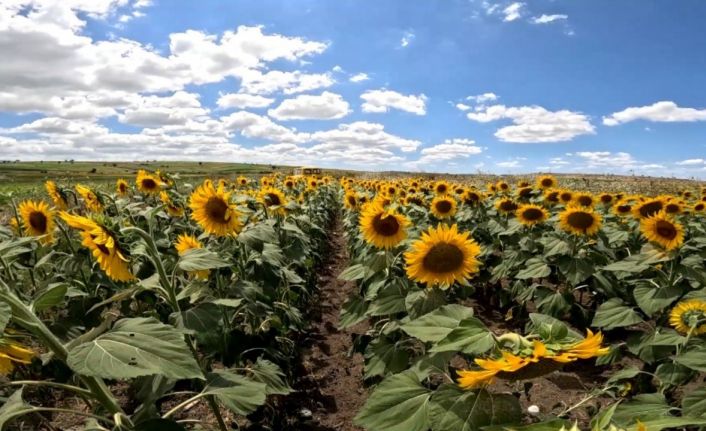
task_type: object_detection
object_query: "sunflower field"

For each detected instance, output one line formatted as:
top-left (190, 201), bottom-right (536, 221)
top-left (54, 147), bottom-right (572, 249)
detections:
top-left (2, 171), bottom-right (706, 431)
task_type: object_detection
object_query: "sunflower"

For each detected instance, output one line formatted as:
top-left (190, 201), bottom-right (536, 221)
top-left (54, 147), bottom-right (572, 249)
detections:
top-left (116, 179), bottom-right (129, 196)
top-left (0, 339), bottom-right (34, 375)
top-left (430, 196), bottom-right (457, 219)
top-left (344, 191), bottom-right (359, 210)
top-left (573, 192), bottom-right (595, 208)
top-left (359, 203), bottom-right (409, 249)
top-left (45, 180), bottom-right (68, 210)
top-left (559, 205), bottom-right (602, 236)
top-left (536, 175), bottom-right (557, 190)
top-left (405, 224), bottom-right (481, 288)
top-left (640, 211), bottom-right (684, 251)
top-left (59, 212), bottom-right (134, 282)
top-left (457, 330), bottom-right (608, 389)
top-left (599, 193), bottom-right (614, 205)
top-left (9, 217), bottom-right (19, 234)
top-left (189, 182), bottom-right (242, 237)
top-left (75, 184), bottom-right (103, 213)
top-left (160, 191), bottom-right (184, 217)
top-left (175, 233), bottom-right (209, 280)
top-left (670, 300), bottom-right (706, 335)
top-left (136, 170), bottom-right (163, 195)
top-left (433, 180), bottom-right (451, 195)
top-left (558, 190), bottom-right (574, 205)
top-left (633, 197), bottom-right (665, 219)
top-left (496, 181), bottom-right (510, 192)
top-left (284, 178), bottom-right (296, 189)
top-left (664, 200), bottom-right (683, 215)
top-left (495, 198), bottom-right (518, 214)
top-left (694, 202), bottom-right (706, 213)
top-left (517, 186), bottom-right (533, 199)
top-left (18, 200), bottom-right (55, 244)
top-left (405, 194), bottom-right (425, 206)
top-left (462, 190), bottom-right (483, 206)
top-left (544, 189), bottom-right (560, 205)
top-left (516, 204), bottom-right (548, 226)
top-left (237, 176), bottom-right (249, 187)
top-left (613, 199), bottom-right (633, 217)
top-left (258, 187), bottom-right (288, 215)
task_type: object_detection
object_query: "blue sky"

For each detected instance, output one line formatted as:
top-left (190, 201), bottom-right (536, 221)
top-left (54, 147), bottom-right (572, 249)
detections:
top-left (1, 0), bottom-right (706, 177)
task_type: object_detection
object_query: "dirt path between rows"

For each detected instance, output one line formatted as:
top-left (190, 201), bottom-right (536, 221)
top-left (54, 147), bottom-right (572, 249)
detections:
top-left (283, 214), bottom-right (368, 431)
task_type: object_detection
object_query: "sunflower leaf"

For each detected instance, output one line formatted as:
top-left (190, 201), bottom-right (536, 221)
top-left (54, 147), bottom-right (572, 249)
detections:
top-left (591, 298), bottom-right (644, 330)
top-left (177, 248), bottom-right (228, 272)
top-left (515, 258), bottom-right (551, 280)
top-left (429, 386), bottom-right (522, 431)
top-left (401, 304), bottom-right (475, 343)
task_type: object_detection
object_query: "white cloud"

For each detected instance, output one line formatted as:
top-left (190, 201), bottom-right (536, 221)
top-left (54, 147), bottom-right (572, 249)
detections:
top-left (118, 91), bottom-right (209, 127)
top-left (467, 104), bottom-right (595, 143)
top-left (400, 31), bottom-right (415, 47)
top-left (216, 93), bottom-right (274, 109)
top-left (456, 103), bottom-right (471, 111)
top-left (675, 158), bottom-right (706, 166)
top-left (220, 111), bottom-right (308, 143)
top-left (502, 2), bottom-right (525, 22)
top-left (350, 73), bottom-right (370, 83)
top-left (268, 92), bottom-right (350, 120)
top-left (413, 138), bottom-right (483, 165)
top-left (361, 89), bottom-right (427, 115)
top-left (531, 14), bottom-right (568, 24)
top-left (603, 101), bottom-right (706, 126)
top-left (575, 151), bottom-right (637, 168)
top-left (309, 121), bottom-right (420, 153)
top-left (496, 160), bottom-right (522, 168)
top-left (466, 92), bottom-right (499, 103)
top-left (238, 70), bottom-right (335, 95)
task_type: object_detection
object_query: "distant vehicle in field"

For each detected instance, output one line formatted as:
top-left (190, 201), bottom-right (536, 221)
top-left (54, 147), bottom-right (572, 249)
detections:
top-left (293, 167), bottom-right (321, 176)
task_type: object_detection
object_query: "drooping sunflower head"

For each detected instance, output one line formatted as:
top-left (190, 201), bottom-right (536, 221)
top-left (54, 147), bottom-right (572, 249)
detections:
top-left (404, 223), bottom-right (481, 288)
top-left (670, 299), bottom-right (706, 335)
top-left (189, 182), bottom-right (242, 237)
top-left (573, 193), bottom-right (595, 208)
top-left (633, 197), bottom-right (665, 219)
top-left (640, 211), bottom-right (684, 251)
top-left (434, 180), bottom-right (451, 195)
top-left (495, 198), bottom-right (518, 215)
top-left (405, 194), bottom-right (426, 207)
top-left (18, 200), bottom-right (55, 244)
top-left (258, 187), bottom-right (288, 215)
top-left (116, 179), bottom-right (129, 196)
top-left (516, 204), bottom-right (548, 226)
top-left (45, 180), bottom-right (68, 210)
top-left (160, 191), bottom-right (184, 217)
top-left (462, 190), bottom-right (483, 206)
top-left (559, 205), bottom-right (602, 236)
top-left (613, 200), bottom-right (633, 217)
top-left (517, 180), bottom-right (531, 188)
top-left (544, 189), bottom-right (560, 205)
top-left (136, 170), bottom-right (163, 194)
top-left (0, 339), bottom-right (35, 375)
top-left (359, 203), bottom-right (409, 249)
top-left (558, 190), bottom-right (574, 205)
top-left (75, 184), bottom-right (103, 213)
top-left (430, 195), bottom-right (457, 219)
top-left (486, 183), bottom-right (497, 194)
top-left (536, 175), bottom-right (557, 190)
top-left (175, 233), bottom-right (209, 279)
top-left (516, 186), bottom-right (533, 199)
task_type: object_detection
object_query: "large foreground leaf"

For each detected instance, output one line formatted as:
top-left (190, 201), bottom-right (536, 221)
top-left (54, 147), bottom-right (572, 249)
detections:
top-left (354, 371), bottom-right (432, 431)
top-left (202, 370), bottom-right (268, 415)
top-left (429, 385), bottom-right (522, 431)
top-left (401, 304), bottom-right (475, 343)
top-left (591, 298), bottom-right (644, 330)
top-left (67, 317), bottom-right (203, 380)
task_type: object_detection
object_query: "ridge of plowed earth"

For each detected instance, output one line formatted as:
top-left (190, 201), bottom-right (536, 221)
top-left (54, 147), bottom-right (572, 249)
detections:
top-left (279, 213), bottom-right (368, 431)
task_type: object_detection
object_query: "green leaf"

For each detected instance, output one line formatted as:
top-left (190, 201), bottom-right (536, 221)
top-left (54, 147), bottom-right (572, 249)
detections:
top-left (248, 358), bottom-right (292, 395)
top-left (539, 237), bottom-right (571, 258)
top-left (409, 351), bottom-right (456, 380)
top-left (675, 346), bottom-right (706, 373)
top-left (602, 249), bottom-right (669, 273)
top-left (655, 362), bottom-right (692, 386)
top-left (368, 286), bottom-right (407, 316)
top-left (591, 298), bottom-right (644, 330)
top-left (211, 298), bottom-right (243, 309)
top-left (0, 389), bottom-right (34, 430)
top-left (515, 258), bottom-right (551, 280)
top-left (354, 371), bottom-right (432, 431)
top-left (606, 367), bottom-right (642, 385)
top-left (430, 318), bottom-right (494, 355)
top-left (401, 304), bottom-right (475, 343)
top-left (203, 370), bottom-right (268, 415)
top-left (365, 338), bottom-right (410, 379)
top-left (633, 283), bottom-right (682, 317)
top-left (429, 386), bottom-right (522, 431)
top-left (340, 295), bottom-right (369, 329)
top-left (556, 256), bottom-right (594, 286)
top-left (67, 317), bottom-right (204, 380)
top-left (405, 288), bottom-right (446, 319)
top-left (611, 393), bottom-right (673, 424)
top-left (484, 419), bottom-right (571, 431)
top-left (527, 313), bottom-right (582, 341)
top-left (32, 283), bottom-right (68, 312)
top-left (0, 301), bottom-right (10, 334)
top-left (134, 419), bottom-right (186, 431)
top-left (631, 417), bottom-right (706, 431)
top-left (338, 264), bottom-right (369, 281)
top-left (682, 386), bottom-right (706, 418)
top-left (172, 302), bottom-right (221, 333)
top-left (177, 248), bottom-right (228, 272)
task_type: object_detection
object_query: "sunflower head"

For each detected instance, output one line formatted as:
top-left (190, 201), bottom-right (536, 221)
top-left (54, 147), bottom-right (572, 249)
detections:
top-left (640, 211), bottom-right (684, 251)
top-left (175, 233), bottom-right (209, 279)
top-left (18, 200), bottom-right (55, 244)
top-left (434, 180), bottom-right (451, 195)
top-left (558, 190), bottom-right (574, 204)
top-left (0, 339), bottom-right (35, 375)
top-left (430, 195), bottom-right (457, 219)
top-left (189, 182), bottom-right (242, 237)
top-left (405, 194), bottom-right (425, 207)
top-left (76, 184), bottom-right (103, 213)
top-left (559, 205), bottom-right (602, 236)
top-left (599, 193), bottom-right (614, 205)
top-left (136, 170), bottom-right (163, 194)
top-left (258, 187), bottom-right (288, 215)
top-left (116, 179), bottom-right (129, 196)
top-left (664, 201), bottom-right (683, 215)
top-left (495, 198), bottom-right (518, 214)
top-left (496, 181), bottom-right (510, 192)
top-left (344, 192), bottom-right (359, 210)
top-left (45, 180), bottom-right (68, 210)
top-left (694, 202), bottom-right (706, 213)
top-left (633, 197), bottom-right (665, 219)
top-left (536, 175), bottom-right (557, 190)
top-left (544, 189), bottom-right (560, 205)
top-left (160, 191), bottom-right (184, 217)
top-left (517, 186), bottom-right (533, 199)
top-left (516, 204), bottom-right (548, 226)
top-left (462, 190), bottom-right (483, 206)
top-left (573, 193), bottom-right (595, 208)
top-left (359, 203), bottom-right (409, 249)
top-left (670, 299), bottom-right (706, 335)
top-left (404, 224), bottom-right (481, 288)
top-left (613, 199), bottom-right (633, 217)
